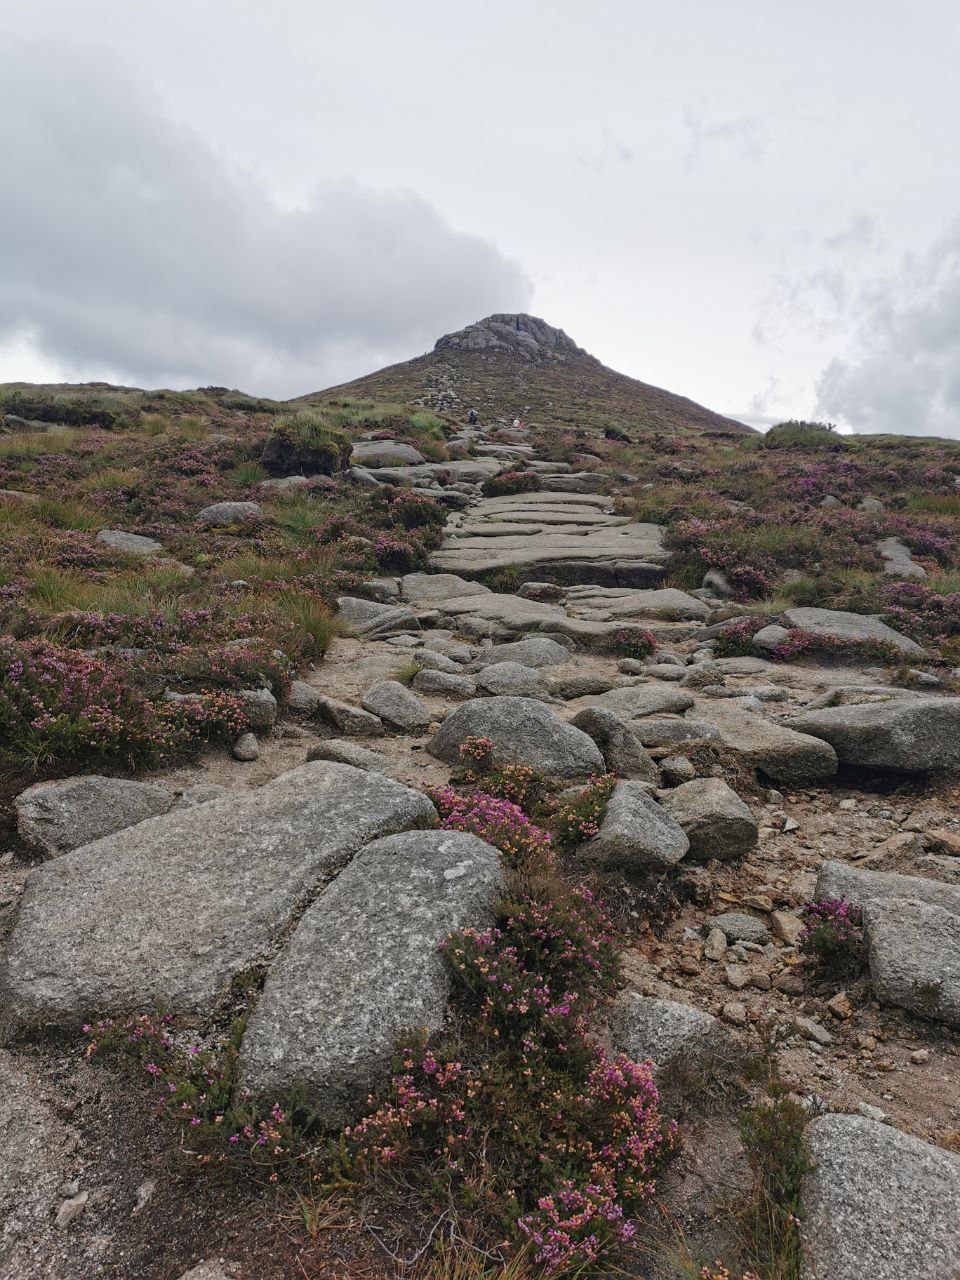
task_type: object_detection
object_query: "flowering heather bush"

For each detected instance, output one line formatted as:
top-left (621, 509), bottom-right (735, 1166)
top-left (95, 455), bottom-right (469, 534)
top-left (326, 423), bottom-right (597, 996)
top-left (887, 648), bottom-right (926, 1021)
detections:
top-left (372, 531), bottom-right (428, 573)
top-left (368, 487), bottom-right (447, 539)
top-left (450, 739), bottom-right (546, 812)
top-left (713, 617), bottom-right (765, 657)
top-left (0, 636), bottom-right (248, 770)
top-left (481, 470), bottom-right (543, 498)
top-left (799, 898), bottom-right (863, 966)
top-left (770, 628), bottom-right (911, 666)
top-left (84, 1013), bottom-right (307, 1172)
top-left (350, 887), bottom-right (665, 1274)
top-left (609, 627), bottom-right (657, 659)
top-left (698, 1267), bottom-right (761, 1280)
top-left (552, 773), bottom-right (618, 844)
top-left (430, 786), bottom-right (554, 868)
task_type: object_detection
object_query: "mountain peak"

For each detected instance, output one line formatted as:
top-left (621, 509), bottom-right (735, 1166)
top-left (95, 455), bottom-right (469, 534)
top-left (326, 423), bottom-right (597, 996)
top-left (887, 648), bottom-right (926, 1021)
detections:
top-left (434, 313), bottom-right (586, 362)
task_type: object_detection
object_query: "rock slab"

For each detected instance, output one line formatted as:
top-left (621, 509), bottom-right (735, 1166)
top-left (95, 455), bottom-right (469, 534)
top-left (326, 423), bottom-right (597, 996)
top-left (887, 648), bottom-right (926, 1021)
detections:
top-left (801, 1114), bottom-right (960, 1280)
top-left (0, 763), bottom-right (436, 1036)
top-left (15, 775), bottom-right (174, 859)
top-left (428, 697), bottom-right (604, 778)
top-left (239, 831), bottom-right (504, 1125)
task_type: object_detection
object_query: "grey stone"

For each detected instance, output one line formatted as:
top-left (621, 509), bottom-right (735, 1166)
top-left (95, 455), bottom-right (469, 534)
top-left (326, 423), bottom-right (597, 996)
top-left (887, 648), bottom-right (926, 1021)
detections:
top-left (702, 568), bottom-right (735, 598)
top-left (630, 719), bottom-right (722, 747)
top-left (231, 732), bottom-right (260, 761)
top-left (474, 636), bottom-right (570, 668)
top-left (428, 697), bottom-right (604, 778)
top-left (0, 1050), bottom-right (64, 1261)
top-left (587, 686), bottom-right (695, 720)
top-left (400, 572), bottom-right (490, 604)
top-left (752, 624), bottom-right (790, 652)
top-left (315, 697), bottom-right (385, 737)
top-left (96, 528), bottom-right (163, 556)
top-left (0, 763), bottom-right (436, 1036)
top-left (608, 992), bottom-right (730, 1082)
top-left (350, 440), bottom-right (426, 467)
top-left (15, 775), bottom-right (174, 859)
top-left (411, 669), bottom-right (477, 697)
top-left (412, 649), bottom-right (462, 674)
top-left (569, 707), bottom-right (658, 781)
top-left (786, 699), bottom-right (960, 772)
top-left (364, 576), bottom-right (401, 603)
top-left (877, 536), bottom-right (926, 581)
top-left (336, 596), bottom-right (420, 638)
top-left (816, 860), bottom-right (960, 917)
top-left (287, 679), bottom-right (324, 714)
top-left (781, 607), bottom-right (924, 658)
top-left (693, 701), bottom-right (838, 786)
top-left (196, 500), bottom-right (263, 527)
top-left (361, 680), bottom-right (432, 732)
top-left (585, 782), bottom-right (689, 869)
top-left (659, 755), bottom-right (696, 785)
top-left (475, 661), bottom-right (550, 698)
top-left (306, 739), bottom-right (397, 775)
top-left (238, 830), bottom-right (504, 1125)
top-left (801, 1114), bottom-right (960, 1280)
top-left (547, 674), bottom-right (617, 699)
top-left (658, 778), bottom-right (758, 861)
top-left (174, 784), bottom-right (231, 809)
top-left (237, 687), bottom-right (277, 730)
top-left (863, 897), bottom-right (960, 1027)
top-left (258, 474), bottom-right (313, 492)
top-left (707, 912), bottom-right (771, 945)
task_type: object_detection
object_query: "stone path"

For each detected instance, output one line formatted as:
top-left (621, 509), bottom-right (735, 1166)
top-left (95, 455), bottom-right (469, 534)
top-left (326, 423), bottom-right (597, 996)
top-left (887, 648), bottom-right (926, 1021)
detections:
top-left (3, 415), bottom-right (960, 1276)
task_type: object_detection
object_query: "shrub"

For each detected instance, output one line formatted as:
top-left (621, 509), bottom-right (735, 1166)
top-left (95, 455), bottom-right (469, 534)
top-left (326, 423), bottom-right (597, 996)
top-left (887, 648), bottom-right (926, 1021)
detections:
top-left (260, 412), bottom-right (351, 477)
top-left (739, 1092), bottom-right (811, 1279)
top-left (373, 531), bottom-right (428, 573)
top-left (761, 420), bottom-right (845, 451)
top-left (430, 786), bottom-right (553, 869)
top-left (609, 626), bottom-right (656, 659)
top-left (552, 773), bottom-right (618, 845)
top-left (0, 636), bottom-right (247, 770)
top-left (481, 470), bottom-right (543, 498)
top-left (713, 617), bottom-right (765, 657)
top-left (798, 898), bottom-right (863, 966)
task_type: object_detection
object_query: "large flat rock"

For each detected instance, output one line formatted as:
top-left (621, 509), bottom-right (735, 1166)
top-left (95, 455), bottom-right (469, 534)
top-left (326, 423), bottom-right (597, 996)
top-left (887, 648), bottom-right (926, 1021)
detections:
top-left (801, 1114), bottom-right (960, 1280)
top-left (782, 607), bottom-right (924, 658)
top-left (864, 897), bottom-right (960, 1028)
top-left (786, 698), bottom-right (960, 772)
top-left (0, 764), bottom-right (436, 1037)
top-left (428, 696), bottom-right (604, 778)
top-left (238, 831), bottom-right (504, 1125)
top-left (691, 699), bottom-right (838, 786)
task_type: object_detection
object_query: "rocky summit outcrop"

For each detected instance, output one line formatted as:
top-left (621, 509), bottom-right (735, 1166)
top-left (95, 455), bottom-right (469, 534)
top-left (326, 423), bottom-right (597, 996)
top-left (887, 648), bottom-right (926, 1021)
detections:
top-left (434, 314), bottom-right (585, 362)
top-left (0, 763), bottom-right (436, 1037)
top-left (238, 830), bottom-right (504, 1125)
top-left (801, 1114), bottom-right (960, 1280)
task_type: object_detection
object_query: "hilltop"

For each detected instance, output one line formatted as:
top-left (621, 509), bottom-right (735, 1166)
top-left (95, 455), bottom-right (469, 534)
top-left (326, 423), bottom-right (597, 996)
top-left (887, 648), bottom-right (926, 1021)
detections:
top-left (308, 312), bottom-right (754, 438)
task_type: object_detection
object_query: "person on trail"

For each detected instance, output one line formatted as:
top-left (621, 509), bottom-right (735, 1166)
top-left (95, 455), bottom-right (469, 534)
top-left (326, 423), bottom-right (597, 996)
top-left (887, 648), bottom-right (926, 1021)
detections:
top-left (468, 408), bottom-right (478, 425)
top-left (513, 417), bottom-right (521, 429)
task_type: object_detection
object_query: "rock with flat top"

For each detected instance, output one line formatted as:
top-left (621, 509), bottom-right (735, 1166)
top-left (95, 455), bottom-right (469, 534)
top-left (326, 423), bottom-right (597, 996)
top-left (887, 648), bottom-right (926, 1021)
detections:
top-left (96, 529), bottom-right (163, 556)
top-left (196, 501), bottom-right (262, 527)
top-left (475, 661), bottom-right (550, 699)
top-left (782, 607), bottom-right (924, 657)
top-left (474, 636), bottom-right (570, 668)
top-left (336, 596), bottom-right (419, 638)
top-left (801, 1114), bottom-right (960, 1280)
top-left (863, 897), bottom-right (960, 1027)
top-left (238, 831), bottom-right (504, 1125)
top-left (0, 764), bottom-right (436, 1036)
top-left (361, 680), bottom-right (431, 732)
top-left (787, 698), bottom-right (960, 772)
top-left (15, 776), bottom-right (174, 859)
top-left (400, 572), bottom-right (490, 604)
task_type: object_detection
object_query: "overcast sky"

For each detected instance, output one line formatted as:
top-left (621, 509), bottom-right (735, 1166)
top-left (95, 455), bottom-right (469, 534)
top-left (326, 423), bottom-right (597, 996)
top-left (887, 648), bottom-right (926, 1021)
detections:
top-left (2, 0), bottom-right (959, 437)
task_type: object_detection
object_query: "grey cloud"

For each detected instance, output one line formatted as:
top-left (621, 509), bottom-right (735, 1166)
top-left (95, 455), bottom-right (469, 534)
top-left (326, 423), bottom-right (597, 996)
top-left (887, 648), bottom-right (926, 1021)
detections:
top-left (0, 40), bottom-right (531, 395)
top-left (683, 109), bottom-right (766, 169)
top-left (816, 223), bottom-right (960, 437)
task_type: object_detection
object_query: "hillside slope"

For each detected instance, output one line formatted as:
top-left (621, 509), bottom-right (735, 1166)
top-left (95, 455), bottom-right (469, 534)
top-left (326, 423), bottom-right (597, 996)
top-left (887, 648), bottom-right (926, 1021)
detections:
top-left (307, 312), bottom-right (754, 438)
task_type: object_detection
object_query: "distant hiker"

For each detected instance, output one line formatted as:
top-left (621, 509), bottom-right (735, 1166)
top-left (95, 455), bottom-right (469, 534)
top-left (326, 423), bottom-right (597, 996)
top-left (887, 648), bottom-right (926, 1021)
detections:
top-left (513, 418), bottom-right (521, 429)
top-left (467, 408), bottom-right (478, 425)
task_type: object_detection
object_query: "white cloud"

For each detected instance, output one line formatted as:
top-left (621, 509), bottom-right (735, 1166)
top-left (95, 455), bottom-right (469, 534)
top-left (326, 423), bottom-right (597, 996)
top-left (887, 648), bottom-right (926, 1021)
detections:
top-left (816, 223), bottom-right (960, 437)
top-left (0, 39), bottom-right (531, 396)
